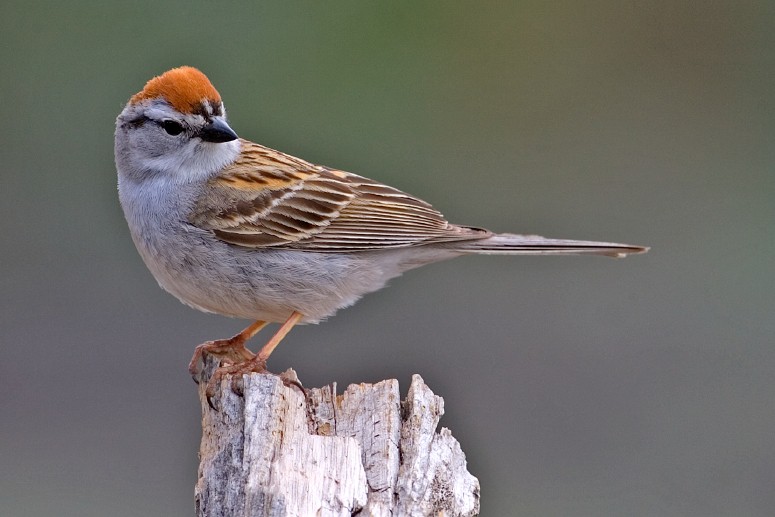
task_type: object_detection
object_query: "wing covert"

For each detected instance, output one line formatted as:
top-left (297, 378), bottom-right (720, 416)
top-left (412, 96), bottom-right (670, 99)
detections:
top-left (189, 140), bottom-right (489, 251)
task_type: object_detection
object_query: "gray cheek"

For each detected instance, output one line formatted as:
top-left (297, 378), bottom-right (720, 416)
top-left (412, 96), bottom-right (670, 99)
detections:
top-left (133, 128), bottom-right (173, 158)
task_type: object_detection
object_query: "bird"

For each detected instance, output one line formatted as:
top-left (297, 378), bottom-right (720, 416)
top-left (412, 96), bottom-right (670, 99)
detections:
top-left (115, 66), bottom-right (646, 396)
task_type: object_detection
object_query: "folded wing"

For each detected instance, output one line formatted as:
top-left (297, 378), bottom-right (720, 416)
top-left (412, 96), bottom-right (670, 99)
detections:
top-left (190, 140), bottom-right (490, 251)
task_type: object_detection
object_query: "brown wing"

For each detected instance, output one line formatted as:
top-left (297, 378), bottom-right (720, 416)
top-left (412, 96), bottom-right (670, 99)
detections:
top-left (189, 139), bottom-right (490, 251)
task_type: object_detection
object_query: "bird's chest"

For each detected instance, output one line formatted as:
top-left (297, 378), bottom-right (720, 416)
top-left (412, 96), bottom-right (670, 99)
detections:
top-left (119, 177), bottom-right (206, 276)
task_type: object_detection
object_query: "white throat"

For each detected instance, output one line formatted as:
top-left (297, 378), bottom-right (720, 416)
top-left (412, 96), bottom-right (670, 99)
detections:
top-left (142, 138), bottom-right (241, 184)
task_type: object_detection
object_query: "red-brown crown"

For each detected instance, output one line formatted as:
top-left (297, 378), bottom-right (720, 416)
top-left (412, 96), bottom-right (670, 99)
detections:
top-left (130, 66), bottom-right (221, 114)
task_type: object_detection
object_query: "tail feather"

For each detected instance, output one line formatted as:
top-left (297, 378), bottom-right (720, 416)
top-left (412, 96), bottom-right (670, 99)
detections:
top-left (451, 233), bottom-right (648, 258)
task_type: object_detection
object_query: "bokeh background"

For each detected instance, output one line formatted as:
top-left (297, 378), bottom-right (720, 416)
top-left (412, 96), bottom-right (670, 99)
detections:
top-left (2, 1), bottom-right (773, 516)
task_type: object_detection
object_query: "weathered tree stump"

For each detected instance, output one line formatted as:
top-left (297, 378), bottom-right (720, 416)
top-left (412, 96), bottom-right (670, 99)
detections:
top-left (194, 357), bottom-right (480, 516)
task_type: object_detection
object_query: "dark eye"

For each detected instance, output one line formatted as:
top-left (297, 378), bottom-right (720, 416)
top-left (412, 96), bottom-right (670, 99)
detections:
top-left (160, 120), bottom-right (184, 135)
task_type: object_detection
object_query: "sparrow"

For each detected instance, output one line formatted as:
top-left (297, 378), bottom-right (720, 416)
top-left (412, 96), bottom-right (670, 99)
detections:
top-left (115, 66), bottom-right (646, 395)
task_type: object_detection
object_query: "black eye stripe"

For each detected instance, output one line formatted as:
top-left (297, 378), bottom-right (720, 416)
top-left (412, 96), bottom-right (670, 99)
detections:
top-left (160, 120), bottom-right (184, 135)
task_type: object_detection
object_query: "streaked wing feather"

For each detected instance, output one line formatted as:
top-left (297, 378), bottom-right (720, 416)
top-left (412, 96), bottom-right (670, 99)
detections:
top-left (190, 140), bottom-right (488, 251)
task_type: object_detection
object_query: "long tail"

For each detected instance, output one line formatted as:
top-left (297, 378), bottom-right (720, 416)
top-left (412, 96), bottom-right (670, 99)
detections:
top-left (451, 233), bottom-right (648, 258)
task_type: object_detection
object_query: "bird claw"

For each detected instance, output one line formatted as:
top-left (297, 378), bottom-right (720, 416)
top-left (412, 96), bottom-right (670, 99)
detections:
top-left (189, 337), bottom-right (257, 386)
top-left (204, 366), bottom-right (223, 410)
top-left (202, 358), bottom-right (268, 411)
top-left (230, 375), bottom-right (245, 397)
top-left (202, 362), bottom-right (308, 411)
top-left (194, 315), bottom-right (301, 409)
top-left (206, 393), bottom-right (219, 411)
top-left (188, 345), bottom-right (206, 382)
top-left (279, 368), bottom-right (306, 397)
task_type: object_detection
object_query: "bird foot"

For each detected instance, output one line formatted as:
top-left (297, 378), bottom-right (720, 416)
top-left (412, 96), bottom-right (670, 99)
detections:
top-left (204, 356), bottom-right (267, 407)
top-left (204, 358), bottom-right (306, 410)
top-left (188, 337), bottom-right (255, 383)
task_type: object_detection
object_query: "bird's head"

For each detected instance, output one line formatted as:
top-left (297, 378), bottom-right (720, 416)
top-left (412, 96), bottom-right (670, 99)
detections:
top-left (115, 66), bottom-right (240, 182)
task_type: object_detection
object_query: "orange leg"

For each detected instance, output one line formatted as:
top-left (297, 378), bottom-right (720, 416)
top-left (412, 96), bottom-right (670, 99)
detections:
top-left (256, 311), bottom-right (304, 364)
top-left (204, 311), bottom-right (304, 401)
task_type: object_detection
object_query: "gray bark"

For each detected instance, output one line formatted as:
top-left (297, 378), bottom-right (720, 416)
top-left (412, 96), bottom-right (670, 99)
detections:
top-left (194, 358), bottom-right (480, 516)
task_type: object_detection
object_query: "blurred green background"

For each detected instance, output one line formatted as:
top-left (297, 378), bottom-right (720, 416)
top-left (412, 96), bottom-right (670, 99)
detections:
top-left (2, 1), bottom-right (773, 516)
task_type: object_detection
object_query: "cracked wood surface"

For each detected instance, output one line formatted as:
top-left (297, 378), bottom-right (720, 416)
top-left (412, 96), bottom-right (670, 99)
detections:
top-left (194, 357), bottom-right (480, 516)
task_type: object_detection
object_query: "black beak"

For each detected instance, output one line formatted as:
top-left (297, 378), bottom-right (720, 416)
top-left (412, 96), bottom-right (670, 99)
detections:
top-left (199, 118), bottom-right (239, 143)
